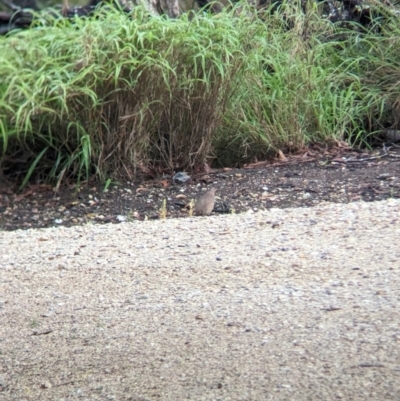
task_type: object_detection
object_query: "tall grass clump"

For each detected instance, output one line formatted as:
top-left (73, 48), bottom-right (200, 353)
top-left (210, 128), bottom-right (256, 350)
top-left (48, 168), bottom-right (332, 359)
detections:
top-left (214, 0), bottom-right (400, 166)
top-left (0, 4), bottom-right (263, 184)
top-left (1, 0), bottom-right (400, 182)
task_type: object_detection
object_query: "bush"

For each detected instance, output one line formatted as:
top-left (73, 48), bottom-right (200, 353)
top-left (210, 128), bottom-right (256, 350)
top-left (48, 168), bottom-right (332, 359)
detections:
top-left (1, 1), bottom-right (399, 185)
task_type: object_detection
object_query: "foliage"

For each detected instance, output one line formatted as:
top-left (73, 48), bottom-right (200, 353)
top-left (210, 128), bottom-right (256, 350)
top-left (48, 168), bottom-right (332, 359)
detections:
top-left (0, 1), bottom-right (399, 184)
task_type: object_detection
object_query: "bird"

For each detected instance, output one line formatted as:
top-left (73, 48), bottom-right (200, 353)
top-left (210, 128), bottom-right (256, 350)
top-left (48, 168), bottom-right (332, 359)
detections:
top-left (194, 188), bottom-right (216, 216)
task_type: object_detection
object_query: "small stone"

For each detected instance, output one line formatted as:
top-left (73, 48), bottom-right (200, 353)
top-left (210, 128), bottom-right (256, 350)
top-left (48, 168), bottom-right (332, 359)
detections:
top-left (173, 172), bottom-right (191, 184)
top-left (377, 173), bottom-right (393, 181)
top-left (41, 381), bottom-right (52, 389)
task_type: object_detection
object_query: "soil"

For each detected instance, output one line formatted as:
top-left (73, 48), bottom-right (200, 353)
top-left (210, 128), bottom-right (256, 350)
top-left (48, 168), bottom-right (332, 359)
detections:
top-left (1, 145), bottom-right (400, 231)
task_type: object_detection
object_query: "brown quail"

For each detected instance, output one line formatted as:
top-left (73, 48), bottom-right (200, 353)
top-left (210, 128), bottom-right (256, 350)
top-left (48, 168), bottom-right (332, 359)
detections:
top-left (194, 188), bottom-right (216, 216)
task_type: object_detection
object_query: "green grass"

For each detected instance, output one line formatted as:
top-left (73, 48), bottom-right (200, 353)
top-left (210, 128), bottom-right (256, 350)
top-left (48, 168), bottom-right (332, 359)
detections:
top-left (1, 1), bottom-right (400, 186)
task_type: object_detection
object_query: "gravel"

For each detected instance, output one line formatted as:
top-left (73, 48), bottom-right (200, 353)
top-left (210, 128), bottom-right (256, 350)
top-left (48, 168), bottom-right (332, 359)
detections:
top-left (1, 199), bottom-right (400, 400)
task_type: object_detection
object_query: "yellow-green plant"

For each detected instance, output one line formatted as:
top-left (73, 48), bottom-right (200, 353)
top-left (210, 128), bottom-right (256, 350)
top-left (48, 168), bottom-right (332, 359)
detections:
top-left (159, 198), bottom-right (167, 219)
top-left (188, 199), bottom-right (195, 217)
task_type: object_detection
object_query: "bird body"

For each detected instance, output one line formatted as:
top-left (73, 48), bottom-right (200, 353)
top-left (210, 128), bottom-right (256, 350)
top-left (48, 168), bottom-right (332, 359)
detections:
top-left (194, 188), bottom-right (216, 216)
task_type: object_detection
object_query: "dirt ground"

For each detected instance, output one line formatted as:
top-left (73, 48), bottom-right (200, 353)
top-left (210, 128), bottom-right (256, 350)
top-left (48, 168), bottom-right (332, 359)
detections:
top-left (1, 145), bottom-right (400, 231)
